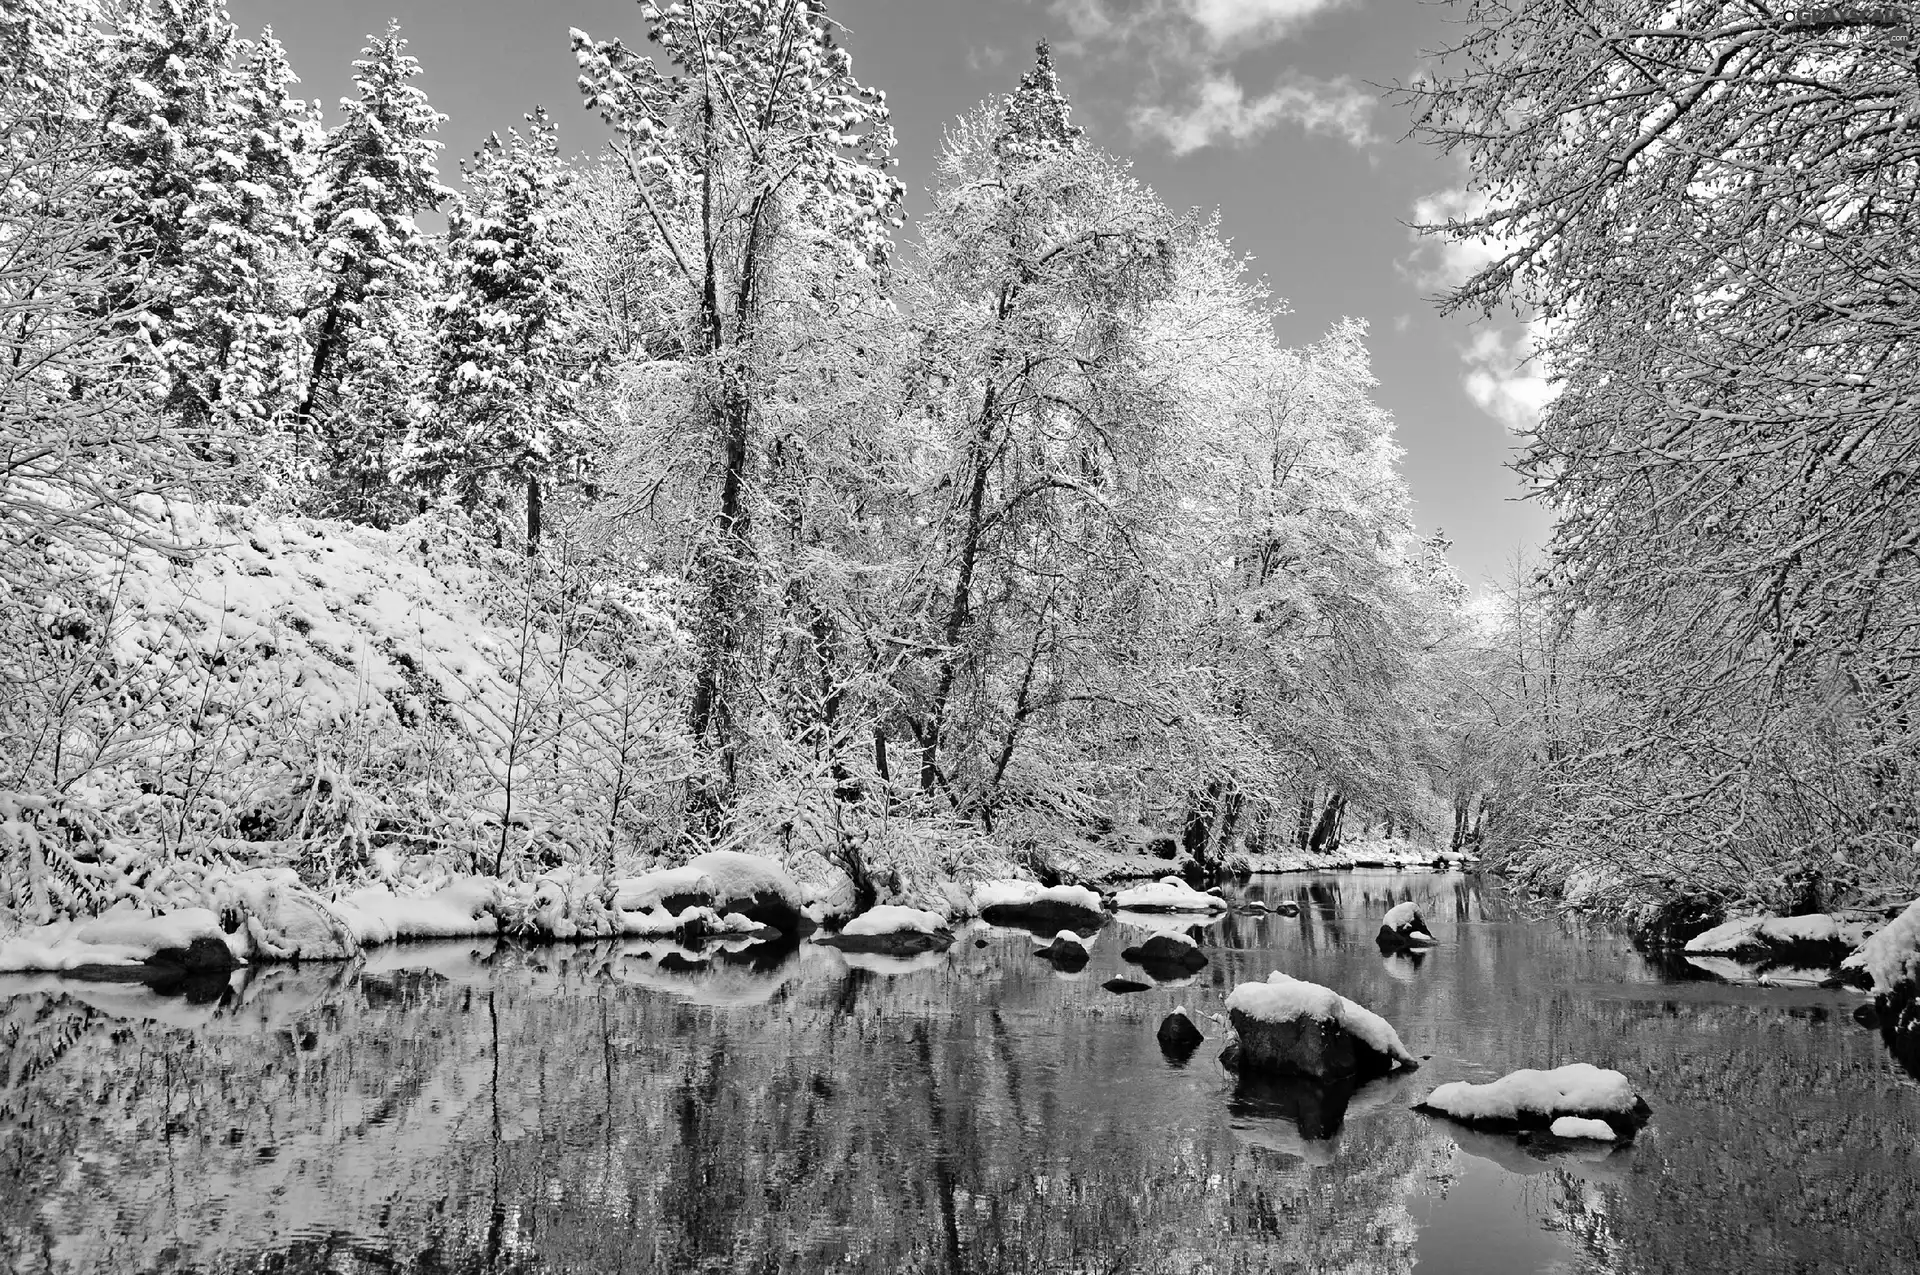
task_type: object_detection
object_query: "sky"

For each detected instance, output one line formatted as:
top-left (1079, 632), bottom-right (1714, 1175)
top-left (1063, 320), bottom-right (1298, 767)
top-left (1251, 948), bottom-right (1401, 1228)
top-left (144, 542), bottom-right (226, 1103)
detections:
top-left (230, 0), bottom-right (1553, 591)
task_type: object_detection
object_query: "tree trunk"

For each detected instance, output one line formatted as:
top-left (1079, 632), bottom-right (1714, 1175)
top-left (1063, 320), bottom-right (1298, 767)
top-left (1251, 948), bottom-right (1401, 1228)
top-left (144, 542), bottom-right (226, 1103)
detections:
top-left (1296, 789), bottom-right (1316, 851)
top-left (1308, 792), bottom-right (1345, 854)
top-left (525, 473), bottom-right (542, 553)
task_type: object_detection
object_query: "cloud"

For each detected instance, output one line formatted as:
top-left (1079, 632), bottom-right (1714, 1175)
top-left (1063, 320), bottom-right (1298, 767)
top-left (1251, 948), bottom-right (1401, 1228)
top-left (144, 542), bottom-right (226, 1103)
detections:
top-left (1460, 321), bottom-right (1555, 433)
top-left (1184, 0), bottom-right (1352, 45)
top-left (1053, 0), bottom-right (1349, 48)
top-left (1049, 0), bottom-right (1369, 154)
top-left (1132, 70), bottom-right (1375, 153)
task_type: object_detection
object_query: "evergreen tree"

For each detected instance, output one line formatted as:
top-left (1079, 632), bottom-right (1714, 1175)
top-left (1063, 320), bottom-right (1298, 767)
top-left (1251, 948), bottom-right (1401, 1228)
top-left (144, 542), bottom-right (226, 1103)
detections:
top-left (94, 0), bottom-right (236, 413)
top-left (403, 109), bottom-right (588, 548)
top-left (173, 30), bottom-right (318, 442)
top-left (302, 22), bottom-right (450, 524)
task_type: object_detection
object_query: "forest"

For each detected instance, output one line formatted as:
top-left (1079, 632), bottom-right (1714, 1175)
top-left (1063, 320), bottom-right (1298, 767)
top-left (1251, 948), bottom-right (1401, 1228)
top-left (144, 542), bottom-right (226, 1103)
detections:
top-left (1, 0), bottom-right (1915, 940)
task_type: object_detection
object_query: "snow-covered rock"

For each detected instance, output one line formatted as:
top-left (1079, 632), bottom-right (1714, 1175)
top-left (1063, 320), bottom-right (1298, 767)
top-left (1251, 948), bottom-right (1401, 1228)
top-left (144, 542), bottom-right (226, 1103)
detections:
top-left (1376, 901), bottom-right (1437, 950)
top-left (0, 904), bottom-right (244, 976)
top-left (613, 851), bottom-right (804, 934)
top-left (1033, 929), bottom-right (1091, 970)
top-left (1122, 930), bottom-right (1208, 979)
top-left (1222, 972), bottom-right (1418, 1080)
top-left (1685, 912), bottom-right (1876, 966)
top-left (973, 879), bottom-right (1106, 932)
top-left (206, 868), bottom-right (361, 961)
top-left (816, 904), bottom-right (954, 956)
top-left (1844, 899), bottom-right (1920, 1077)
top-left (1416, 1063), bottom-right (1652, 1138)
top-left (1157, 1008), bottom-right (1205, 1058)
top-left (1842, 899), bottom-right (1920, 995)
top-left (1114, 876), bottom-right (1227, 914)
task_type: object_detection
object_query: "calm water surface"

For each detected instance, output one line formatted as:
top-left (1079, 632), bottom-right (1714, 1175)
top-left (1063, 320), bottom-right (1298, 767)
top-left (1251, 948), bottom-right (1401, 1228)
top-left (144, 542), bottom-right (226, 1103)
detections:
top-left (2, 871), bottom-right (1915, 1274)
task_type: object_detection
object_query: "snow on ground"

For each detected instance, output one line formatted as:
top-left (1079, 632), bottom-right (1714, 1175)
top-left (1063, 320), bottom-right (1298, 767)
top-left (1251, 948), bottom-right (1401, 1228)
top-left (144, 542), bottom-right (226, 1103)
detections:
top-left (1423, 1064), bottom-right (1640, 1123)
top-left (1224, 971), bottom-right (1415, 1066)
top-left (1114, 876), bottom-right (1226, 913)
top-left (0, 905), bottom-right (242, 973)
top-left (842, 905), bottom-right (949, 937)
top-left (332, 879), bottom-right (502, 946)
top-left (1845, 899), bottom-right (1920, 993)
top-left (1549, 1116), bottom-right (1617, 1141)
top-left (972, 880), bottom-right (1104, 914)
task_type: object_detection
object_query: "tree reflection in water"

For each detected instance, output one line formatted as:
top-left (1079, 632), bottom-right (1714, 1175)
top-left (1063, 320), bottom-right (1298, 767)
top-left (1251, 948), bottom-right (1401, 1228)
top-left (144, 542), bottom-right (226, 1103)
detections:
top-left (1, 872), bottom-right (1916, 1274)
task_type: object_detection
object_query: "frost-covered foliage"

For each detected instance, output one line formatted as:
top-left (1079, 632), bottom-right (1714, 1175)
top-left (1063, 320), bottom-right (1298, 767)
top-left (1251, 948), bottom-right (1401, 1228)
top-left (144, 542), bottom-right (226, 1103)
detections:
top-left (1410, 4), bottom-right (1920, 922)
top-left (0, 2), bottom-right (1476, 928)
top-left (0, 499), bottom-right (692, 922)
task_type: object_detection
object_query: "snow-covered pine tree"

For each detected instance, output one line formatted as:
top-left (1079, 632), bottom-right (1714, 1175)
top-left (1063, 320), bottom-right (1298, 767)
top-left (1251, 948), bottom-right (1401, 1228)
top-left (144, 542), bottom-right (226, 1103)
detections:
top-left (301, 22), bottom-right (450, 525)
top-left (170, 29), bottom-right (319, 453)
top-left (93, 0), bottom-right (236, 417)
top-left (402, 108), bottom-right (589, 549)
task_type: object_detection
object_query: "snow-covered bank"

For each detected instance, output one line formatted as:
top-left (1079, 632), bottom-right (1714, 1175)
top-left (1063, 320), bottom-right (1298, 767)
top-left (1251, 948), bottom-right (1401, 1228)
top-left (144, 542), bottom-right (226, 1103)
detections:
top-left (0, 852), bottom-right (809, 978)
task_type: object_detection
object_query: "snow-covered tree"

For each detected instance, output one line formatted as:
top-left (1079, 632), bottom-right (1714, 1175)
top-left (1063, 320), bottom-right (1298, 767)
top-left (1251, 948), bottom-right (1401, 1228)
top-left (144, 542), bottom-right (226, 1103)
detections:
top-left (302, 21), bottom-right (450, 525)
top-left (403, 109), bottom-right (590, 549)
top-left (573, 0), bottom-right (902, 806)
top-left (901, 45), bottom-right (1185, 826)
top-left (1409, 0), bottom-right (1920, 916)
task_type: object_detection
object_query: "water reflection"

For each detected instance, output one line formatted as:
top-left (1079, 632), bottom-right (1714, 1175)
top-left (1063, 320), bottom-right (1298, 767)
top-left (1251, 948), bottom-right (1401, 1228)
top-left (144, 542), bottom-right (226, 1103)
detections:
top-left (0, 871), bottom-right (1915, 1274)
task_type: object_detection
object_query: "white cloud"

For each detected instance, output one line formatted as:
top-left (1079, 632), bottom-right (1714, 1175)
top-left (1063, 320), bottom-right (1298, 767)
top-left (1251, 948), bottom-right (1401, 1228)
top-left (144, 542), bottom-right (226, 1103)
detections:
top-left (1184, 0), bottom-right (1350, 45)
top-left (1132, 70), bottom-right (1374, 153)
top-left (1460, 321), bottom-right (1555, 433)
top-left (1053, 0), bottom-right (1350, 48)
top-left (1050, 0), bottom-right (1370, 154)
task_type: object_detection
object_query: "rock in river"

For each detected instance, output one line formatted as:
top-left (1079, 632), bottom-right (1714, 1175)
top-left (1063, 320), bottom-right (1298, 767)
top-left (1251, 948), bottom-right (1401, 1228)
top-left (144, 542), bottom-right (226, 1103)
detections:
top-left (1415, 1063), bottom-right (1653, 1139)
top-left (1376, 901), bottom-right (1437, 951)
top-left (1122, 932), bottom-right (1208, 980)
top-left (1221, 972), bottom-right (1418, 1081)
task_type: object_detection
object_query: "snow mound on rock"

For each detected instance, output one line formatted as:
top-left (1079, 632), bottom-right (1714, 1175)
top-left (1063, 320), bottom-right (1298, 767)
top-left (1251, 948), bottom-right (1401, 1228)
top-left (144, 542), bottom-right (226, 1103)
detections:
top-left (1383, 901), bottom-right (1422, 930)
top-left (1114, 876), bottom-right (1226, 913)
top-left (1423, 1063), bottom-right (1639, 1123)
top-left (842, 905), bottom-right (949, 937)
top-left (1842, 899), bottom-right (1920, 994)
top-left (0, 905), bottom-right (243, 973)
top-left (612, 850), bottom-right (802, 916)
top-left (1224, 971), bottom-right (1414, 1066)
top-left (1550, 1116), bottom-right (1617, 1141)
top-left (973, 880), bottom-right (1103, 913)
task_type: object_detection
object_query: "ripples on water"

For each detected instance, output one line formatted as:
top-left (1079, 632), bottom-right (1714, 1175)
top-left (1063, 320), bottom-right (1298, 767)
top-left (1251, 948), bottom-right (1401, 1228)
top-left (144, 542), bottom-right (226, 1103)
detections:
top-left (1, 872), bottom-right (1915, 1274)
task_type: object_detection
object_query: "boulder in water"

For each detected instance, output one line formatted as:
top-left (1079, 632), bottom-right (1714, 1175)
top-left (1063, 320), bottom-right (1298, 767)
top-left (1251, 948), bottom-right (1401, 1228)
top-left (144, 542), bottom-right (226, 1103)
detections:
top-left (1415, 1063), bottom-right (1653, 1139)
top-left (1843, 899), bottom-right (1920, 1079)
top-left (816, 905), bottom-right (954, 957)
top-left (973, 880), bottom-right (1107, 933)
top-left (1222, 972), bottom-right (1417, 1081)
top-left (1376, 901), bottom-right (1437, 951)
top-left (1122, 932), bottom-right (1208, 980)
top-left (1157, 1009), bottom-right (1205, 1060)
top-left (1103, 976), bottom-right (1151, 995)
top-left (1034, 930), bottom-right (1091, 971)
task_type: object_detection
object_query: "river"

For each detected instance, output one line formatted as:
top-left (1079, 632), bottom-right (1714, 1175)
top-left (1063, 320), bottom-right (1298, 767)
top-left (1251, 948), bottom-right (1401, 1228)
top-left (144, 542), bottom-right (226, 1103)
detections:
top-left (1, 871), bottom-right (1914, 1274)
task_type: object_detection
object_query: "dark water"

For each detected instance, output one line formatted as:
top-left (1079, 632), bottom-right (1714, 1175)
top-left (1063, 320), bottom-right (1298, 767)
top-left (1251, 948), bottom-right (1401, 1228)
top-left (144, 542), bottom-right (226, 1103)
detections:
top-left (2, 871), bottom-right (1916, 1274)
